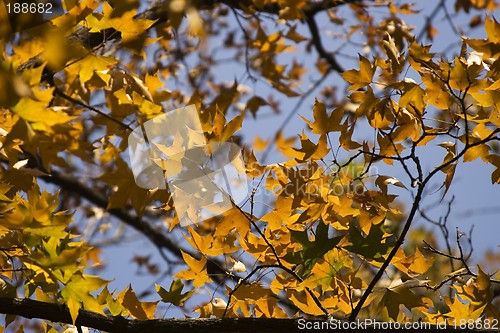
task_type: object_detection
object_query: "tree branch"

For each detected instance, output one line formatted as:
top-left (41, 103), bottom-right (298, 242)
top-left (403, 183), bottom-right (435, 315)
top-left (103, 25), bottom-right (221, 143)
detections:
top-left (349, 180), bottom-right (426, 321)
top-left (1, 297), bottom-right (497, 333)
top-left (349, 128), bottom-right (500, 321)
top-left (305, 15), bottom-right (344, 73)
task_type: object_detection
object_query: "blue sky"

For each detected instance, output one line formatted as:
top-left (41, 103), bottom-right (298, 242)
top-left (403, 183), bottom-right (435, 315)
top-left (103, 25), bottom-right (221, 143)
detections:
top-left (81, 1), bottom-right (500, 317)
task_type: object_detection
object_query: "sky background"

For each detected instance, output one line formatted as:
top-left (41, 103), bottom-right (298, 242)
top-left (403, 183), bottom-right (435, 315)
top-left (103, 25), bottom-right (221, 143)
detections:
top-left (67, 1), bottom-right (500, 318)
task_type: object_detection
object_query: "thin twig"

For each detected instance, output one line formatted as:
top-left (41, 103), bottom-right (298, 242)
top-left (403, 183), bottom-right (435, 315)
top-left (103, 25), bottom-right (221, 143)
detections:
top-left (54, 87), bottom-right (132, 131)
top-left (261, 73), bottom-right (331, 163)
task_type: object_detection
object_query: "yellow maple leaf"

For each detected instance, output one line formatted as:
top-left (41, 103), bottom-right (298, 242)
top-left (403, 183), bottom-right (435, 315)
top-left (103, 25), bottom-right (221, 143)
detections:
top-left (174, 251), bottom-right (213, 287)
top-left (61, 273), bottom-right (108, 323)
top-left (73, 54), bottom-right (118, 84)
top-left (444, 296), bottom-right (486, 322)
top-left (342, 55), bottom-right (375, 91)
top-left (301, 99), bottom-right (343, 134)
top-left (119, 286), bottom-right (158, 320)
top-left (12, 96), bottom-right (75, 132)
top-left (289, 290), bottom-right (325, 316)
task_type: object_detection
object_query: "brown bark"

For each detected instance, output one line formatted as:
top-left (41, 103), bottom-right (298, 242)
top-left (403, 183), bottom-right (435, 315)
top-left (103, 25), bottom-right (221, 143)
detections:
top-left (0, 297), bottom-right (497, 333)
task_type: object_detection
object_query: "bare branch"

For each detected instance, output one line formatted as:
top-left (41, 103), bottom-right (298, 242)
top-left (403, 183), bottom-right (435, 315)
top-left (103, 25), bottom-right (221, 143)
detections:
top-left (305, 15), bottom-right (344, 73)
top-left (349, 123), bottom-right (500, 320)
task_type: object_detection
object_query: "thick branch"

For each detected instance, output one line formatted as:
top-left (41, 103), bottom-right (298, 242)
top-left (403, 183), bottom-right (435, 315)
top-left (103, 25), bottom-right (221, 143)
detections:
top-left (1, 297), bottom-right (497, 333)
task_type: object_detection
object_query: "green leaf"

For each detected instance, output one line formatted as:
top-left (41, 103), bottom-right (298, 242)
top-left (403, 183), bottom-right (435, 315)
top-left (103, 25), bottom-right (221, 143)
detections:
top-left (286, 221), bottom-right (343, 275)
top-left (346, 224), bottom-right (394, 264)
top-left (156, 280), bottom-right (194, 306)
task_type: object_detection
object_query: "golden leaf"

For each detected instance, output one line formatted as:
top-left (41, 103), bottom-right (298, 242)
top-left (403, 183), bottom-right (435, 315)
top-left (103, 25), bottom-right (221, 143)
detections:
top-left (174, 251), bottom-right (213, 287)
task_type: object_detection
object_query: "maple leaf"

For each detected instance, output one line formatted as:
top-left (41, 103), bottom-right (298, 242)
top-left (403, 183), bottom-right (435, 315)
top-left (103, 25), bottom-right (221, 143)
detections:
top-left (453, 265), bottom-right (493, 313)
top-left (392, 247), bottom-right (434, 276)
top-left (375, 175), bottom-right (407, 196)
top-left (87, 2), bottom-right (156, 42)
top-left (444, 296), bottom-right (486, 322)
top-left (98, 157), bottom-right (150, 212)
top-left (214, 207), bottom-right (251, 238)
top-left (174, 251), bottom-right (213, 287)
top-left (347, 224), bottom-right (394, 265)
top-left (342, 55), bottom-right (376, 91)
top-left (2, 0), bottom-right (500, 328)
top-left (12, 96), bottom-right (75, 132)
top-left (380, 278), bottom-right (425, 321)
top-left (486, 154), bottom-right (500, 183)
top-left (61, 273), bottom-right (108, 323)
top-left (247, 96), bottom-right (268, 119)
top-left (286, 222), bottom-right (344, 276)
top-left (301, 247), bottom-right (351, 290)
top-left (156, 280), bottom-right (194, 306)
top-left (73, 54), bottom-right (118, 84)
top-left (301, 99), bottom-right (343, 134)
top-left (289, 290), bottom-right (325, 316)
top-left (119, 286), bottom-right (158, 320)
